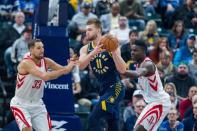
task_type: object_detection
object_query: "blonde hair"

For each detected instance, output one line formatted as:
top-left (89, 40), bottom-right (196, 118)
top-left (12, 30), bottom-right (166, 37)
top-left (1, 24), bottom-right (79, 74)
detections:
top-left (144, 20), bottom-right (157, 34)
top-left (164, 83), bottom-right (177, 96)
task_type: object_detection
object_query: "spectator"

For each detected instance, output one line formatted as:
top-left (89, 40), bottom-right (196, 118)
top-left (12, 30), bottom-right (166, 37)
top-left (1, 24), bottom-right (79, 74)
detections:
top-left (179, 86), bottom-right (197, 119)
top-left (188, 49), bottom-right (197, 82)
top-left (173, 34), bottom-right (196, 66)
top-left (143, 0), bottom-right (157, 17)
top-left (121, 30), bottom-right (139, 62)
top-left (123, 90), bottom-right (143, 122)
top-left (94, 0), bottom-right (110, 18)
top-left (68, 1), bottom-right (97, 37)
top-left (165, 63), bottom-right (196, 98)
top-left (164, 83), bottom-right (180, 107)
top-left (159, 107), bottom-right (184, 131)
top-left (11, 26), bottom-right (32, 65)
top-left (120, 0), bottom-right (145, 30)
top-left (125, 99), bottom-right (146, 131)
top-left (2, 11), bottom-right (26, 50)
top-left (3, 11), bottom-right (26, 78)
top-left (158, 0), bottom-right (180, 28)
top-left (168, 20), bottom-right (187, 54)
top-left (156, 51), bottom-right (176, 83)
top-left (139, 20), bottom-right (159, 49)
top-left (149, 37), bottom-right (172, 64)
top-left (100, 1), bottom-right (121, 34)
top-left (174, 0), bottom-right (197, 29)
top-left (109, 16), bottom-right (130, 46)
top-left (156, 51), bottom-right (176, 82)
top-left (184, 94), bottom-right (197, 119)
top-left (0, 0), bottom-right (18, 21)
top-left (183, 103), bottom-right (197, 131)
top-left (16, 0), bottom-right (39, 23)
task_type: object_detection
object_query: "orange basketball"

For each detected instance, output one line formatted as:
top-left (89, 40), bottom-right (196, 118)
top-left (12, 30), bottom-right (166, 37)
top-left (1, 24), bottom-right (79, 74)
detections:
top-left (100, 35), bottom-right (119, 52)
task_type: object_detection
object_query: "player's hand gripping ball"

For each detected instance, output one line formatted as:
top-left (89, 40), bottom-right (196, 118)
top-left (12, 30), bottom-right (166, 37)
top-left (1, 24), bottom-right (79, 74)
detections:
top-left (100, 35), bottom-right (119, 52)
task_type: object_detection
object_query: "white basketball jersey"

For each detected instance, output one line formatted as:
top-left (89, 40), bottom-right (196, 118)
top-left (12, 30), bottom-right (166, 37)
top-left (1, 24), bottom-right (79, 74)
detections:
top-left (15, 57), bottom-right (47, 100)
top-left (137, 57), bottom-right (169, 103)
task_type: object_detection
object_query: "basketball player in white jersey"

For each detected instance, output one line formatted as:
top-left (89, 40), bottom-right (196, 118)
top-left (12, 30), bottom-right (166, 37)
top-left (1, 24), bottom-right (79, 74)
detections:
top-left (124, 40), bottom-right (171, 131)
top-left (10, 39), bottom-right (78, 131)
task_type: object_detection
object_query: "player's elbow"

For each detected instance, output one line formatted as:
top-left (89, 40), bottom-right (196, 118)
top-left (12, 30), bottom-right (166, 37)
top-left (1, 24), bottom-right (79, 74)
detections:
top-left (41, 74), bottom-right (51, 81)
top-left (42, 76), bottom-right (49, 81)
top-left (79, 64), bottom-right (86, 70)
top-left (118, 67), bottom-right (126, 75)
top-left (78, 61), bottom-right (87, 70)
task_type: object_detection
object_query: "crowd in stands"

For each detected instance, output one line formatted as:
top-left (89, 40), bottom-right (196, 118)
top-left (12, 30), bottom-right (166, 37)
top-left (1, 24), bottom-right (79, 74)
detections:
top-left (0, 0), bottom-right (197, 130)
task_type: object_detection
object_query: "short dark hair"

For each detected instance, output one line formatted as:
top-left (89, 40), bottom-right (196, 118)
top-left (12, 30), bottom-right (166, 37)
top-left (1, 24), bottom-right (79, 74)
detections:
top-left (133, 39), bottom-right (147, 53)
top-left (22, 26), bottom-right (32, 34)
top-left (129, 30), bottom-right (138, 36)
top-left (28, 39), bottom-right (42, 49)
top-left (87, 18), bottom-right (102, 30)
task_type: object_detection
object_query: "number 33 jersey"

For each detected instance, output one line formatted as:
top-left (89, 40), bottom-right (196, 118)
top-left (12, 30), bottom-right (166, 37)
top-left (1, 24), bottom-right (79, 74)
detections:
top-left (15, 57), bottom-right (47, 100)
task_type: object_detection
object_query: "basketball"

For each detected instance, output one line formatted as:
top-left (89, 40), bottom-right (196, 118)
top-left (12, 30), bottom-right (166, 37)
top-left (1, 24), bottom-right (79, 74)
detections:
top-left (100, 35), bottom-right (119, 52)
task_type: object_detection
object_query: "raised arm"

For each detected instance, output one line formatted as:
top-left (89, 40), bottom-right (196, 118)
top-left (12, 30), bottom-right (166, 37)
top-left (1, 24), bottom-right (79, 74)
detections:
top-left (111, 48), bottom-right (127, 74)
top-left (124, 61), bottom-right (155, 78)
top-left (79, 44), bottom-right (104, 70)
top-left (19, 59), bottom-right (76, 81)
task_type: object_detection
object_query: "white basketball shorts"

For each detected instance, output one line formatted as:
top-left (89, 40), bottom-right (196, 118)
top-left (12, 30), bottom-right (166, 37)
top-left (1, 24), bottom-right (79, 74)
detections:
top-left (10, 96), bottom-right (52, 131)
top-left (134, 98), bottom-right (171, 131)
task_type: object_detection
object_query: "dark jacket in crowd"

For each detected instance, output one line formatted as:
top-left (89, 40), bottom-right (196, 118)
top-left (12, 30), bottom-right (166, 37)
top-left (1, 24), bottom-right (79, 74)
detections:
top-left (174, 4), bottom-right (197, 29)
top-left (165, 73), bottom-right (196, 98)
top-left (183, 115), bottom-right (197, 131)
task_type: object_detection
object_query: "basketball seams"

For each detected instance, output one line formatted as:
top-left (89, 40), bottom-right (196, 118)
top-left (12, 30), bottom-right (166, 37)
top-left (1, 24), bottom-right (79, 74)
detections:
top-left (100, 35), bottom-right (118, 52)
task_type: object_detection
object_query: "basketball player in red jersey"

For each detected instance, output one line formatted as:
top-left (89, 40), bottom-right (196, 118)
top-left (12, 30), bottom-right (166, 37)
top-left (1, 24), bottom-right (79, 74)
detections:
top-left (10, 39), bottom-right (78, 131)
top-left (124, 40), bottom-right (171, 131)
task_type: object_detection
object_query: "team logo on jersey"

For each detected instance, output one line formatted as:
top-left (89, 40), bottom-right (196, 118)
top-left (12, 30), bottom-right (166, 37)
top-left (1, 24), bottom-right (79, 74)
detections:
top-left (92, 54), bottom-right (109, 74)
top-left (136, 105), bottom-right (163, 131)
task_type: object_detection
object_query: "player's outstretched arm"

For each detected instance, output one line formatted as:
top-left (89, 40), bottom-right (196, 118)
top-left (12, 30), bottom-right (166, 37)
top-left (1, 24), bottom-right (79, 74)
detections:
top-left (79, 44), bottom-right (105, 70)
top-left (124, 61), bottom-right (155, 78)
top-left (20, 59), bottom-right (75, 81)
top-left (111, 48), bottom-right (127, 74)
top-left (45, 58), bottom-right (77, 74)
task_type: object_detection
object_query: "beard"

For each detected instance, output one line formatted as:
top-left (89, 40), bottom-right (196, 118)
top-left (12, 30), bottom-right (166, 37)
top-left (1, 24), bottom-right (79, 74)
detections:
top-left (87, 34), bottom-right (97, 41)
top-left (34, 54), bottom-right (43, 60)
top-left (177, 73), bottom-right (188, 79)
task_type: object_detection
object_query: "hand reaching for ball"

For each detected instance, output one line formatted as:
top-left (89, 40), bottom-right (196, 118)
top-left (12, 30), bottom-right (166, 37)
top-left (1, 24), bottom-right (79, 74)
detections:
top-left (90, 44), bottom-right (106, 56)
top-left (100, 35), bottom-right (119, 52)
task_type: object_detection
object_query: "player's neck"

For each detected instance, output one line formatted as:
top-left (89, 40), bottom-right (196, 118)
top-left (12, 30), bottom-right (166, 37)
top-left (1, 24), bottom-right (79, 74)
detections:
top-left (29, 56), bottom-right (41, 65)
top-left (138, 56), bottom-right (146, 64)
top-left (93, 34), bottom-right (101, 46)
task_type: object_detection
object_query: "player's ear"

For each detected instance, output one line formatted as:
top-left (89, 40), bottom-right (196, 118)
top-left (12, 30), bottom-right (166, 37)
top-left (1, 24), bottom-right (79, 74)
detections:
top-left (29, 47), bottom-right (33, 53)
top-left (98, 28), bottom-right (102, 34)
top-left (29, 48), bottom-right (32, 52)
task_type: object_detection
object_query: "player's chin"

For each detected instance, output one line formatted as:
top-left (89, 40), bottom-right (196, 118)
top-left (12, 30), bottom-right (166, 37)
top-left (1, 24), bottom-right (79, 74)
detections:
top-left (131, 56), bottom-right (135, 61)
top-left (39, 54), bottom-right (44, 58)
top-left (87, 37), bottom-right (94, 41)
